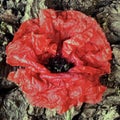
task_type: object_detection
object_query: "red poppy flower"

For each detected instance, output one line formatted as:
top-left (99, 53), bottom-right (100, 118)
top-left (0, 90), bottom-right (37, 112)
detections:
top-left (6, 9), bottom-right (112, 114)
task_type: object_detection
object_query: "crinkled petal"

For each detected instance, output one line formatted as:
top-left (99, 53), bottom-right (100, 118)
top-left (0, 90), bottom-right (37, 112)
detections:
top-left (8, 69), bottom-right (106, 114)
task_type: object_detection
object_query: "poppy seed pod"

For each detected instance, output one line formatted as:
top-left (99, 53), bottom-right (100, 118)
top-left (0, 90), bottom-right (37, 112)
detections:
top-left (6, 9), bottom-right (112, 114)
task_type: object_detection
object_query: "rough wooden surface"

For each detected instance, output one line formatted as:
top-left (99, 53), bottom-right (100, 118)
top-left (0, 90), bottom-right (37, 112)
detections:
top-left (0, 0), bottom-right (120, 120)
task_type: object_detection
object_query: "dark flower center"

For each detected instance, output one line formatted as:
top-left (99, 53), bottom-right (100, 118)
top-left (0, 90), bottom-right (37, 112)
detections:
top-left (44, 37), bottom-right (74, 73)
top-left (45, 55), bottom-right (74, 73)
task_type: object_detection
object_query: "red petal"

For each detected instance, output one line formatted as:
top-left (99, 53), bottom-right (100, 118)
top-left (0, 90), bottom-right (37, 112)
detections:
top-left (8, 69), bottom-right (106, 114)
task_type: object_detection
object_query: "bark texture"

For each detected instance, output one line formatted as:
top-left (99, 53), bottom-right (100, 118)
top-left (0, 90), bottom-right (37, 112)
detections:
top-left (0, 0), bottom-right (120, 120)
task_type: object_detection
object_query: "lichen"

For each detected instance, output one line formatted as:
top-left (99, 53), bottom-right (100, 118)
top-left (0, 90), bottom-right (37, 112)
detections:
top-left (103, 107), bottom-right (119, 120)
top-left (21, 0), bottom-right (47, 22)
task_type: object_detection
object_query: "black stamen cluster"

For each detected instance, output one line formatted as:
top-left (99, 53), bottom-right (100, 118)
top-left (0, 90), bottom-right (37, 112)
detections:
top-left (45, 56), bottom-right (74, 73)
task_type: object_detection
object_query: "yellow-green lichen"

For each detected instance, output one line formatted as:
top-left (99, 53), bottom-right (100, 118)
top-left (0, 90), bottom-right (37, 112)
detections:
top-left (21, 0), bottom-right (47, 22)
top-left (103, 107), bottom-right (119, 120)
top-left (0, 22), bottom-right (7, 34)
top-left (21, 0), bottom-right (34, 22)
top-left (45, 108), bottom-right (57, 118)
